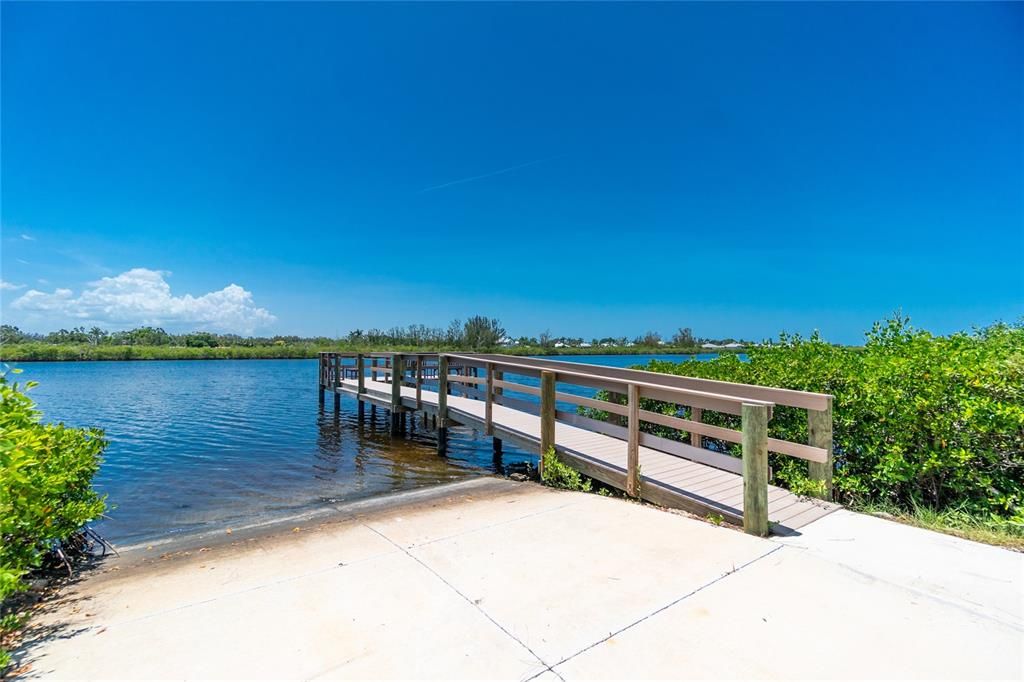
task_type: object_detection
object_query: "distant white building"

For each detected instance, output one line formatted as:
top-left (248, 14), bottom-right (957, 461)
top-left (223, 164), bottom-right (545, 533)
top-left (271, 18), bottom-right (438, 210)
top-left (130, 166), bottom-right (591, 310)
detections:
top-left (498, 336), bottom-right (516, 347)
top-left (702, 343), bottom-right (721, 349)
top-left (723, 342), bottom-right (744, 348)
top-left (580, 342), bottom-right (592, 348)
top-left (554, 341), bottom-right (567, 348)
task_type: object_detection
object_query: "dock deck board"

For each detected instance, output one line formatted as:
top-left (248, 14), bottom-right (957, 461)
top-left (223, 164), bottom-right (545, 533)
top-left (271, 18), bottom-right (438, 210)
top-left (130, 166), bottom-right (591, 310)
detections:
top-left (337, 377), bottom-right (838, 534)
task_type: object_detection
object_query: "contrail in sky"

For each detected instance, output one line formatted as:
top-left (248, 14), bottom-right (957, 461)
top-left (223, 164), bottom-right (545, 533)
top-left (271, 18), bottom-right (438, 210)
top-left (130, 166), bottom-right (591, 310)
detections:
top-left (418, 155), bottom-right (562, 193)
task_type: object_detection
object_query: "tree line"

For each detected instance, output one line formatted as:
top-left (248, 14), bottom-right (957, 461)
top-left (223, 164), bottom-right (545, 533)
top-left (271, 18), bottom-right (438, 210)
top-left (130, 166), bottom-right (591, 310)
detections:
top-left (0, 320), bottom-right (748, 352)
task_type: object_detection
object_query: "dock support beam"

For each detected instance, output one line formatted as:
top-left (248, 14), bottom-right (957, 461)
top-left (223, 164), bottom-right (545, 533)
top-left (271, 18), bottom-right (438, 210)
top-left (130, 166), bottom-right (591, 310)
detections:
top-left (807, 400), bottom-right (834, 500)
top-left (742, 403), bottom-right (770, 536)
top-left (539, 370), bottom-right (556, 476)
top-left (437, 355), bottom-right (449, 455)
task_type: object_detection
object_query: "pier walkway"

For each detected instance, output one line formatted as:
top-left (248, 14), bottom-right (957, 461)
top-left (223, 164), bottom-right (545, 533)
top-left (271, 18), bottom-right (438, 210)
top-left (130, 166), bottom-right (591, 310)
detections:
top-left (319, 352), bottom-right (839, 535)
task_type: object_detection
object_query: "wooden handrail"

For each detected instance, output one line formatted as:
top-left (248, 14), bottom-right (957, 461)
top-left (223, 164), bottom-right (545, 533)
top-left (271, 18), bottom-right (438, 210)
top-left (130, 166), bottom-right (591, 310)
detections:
top-left (319, 349), bottom-right (836, 513)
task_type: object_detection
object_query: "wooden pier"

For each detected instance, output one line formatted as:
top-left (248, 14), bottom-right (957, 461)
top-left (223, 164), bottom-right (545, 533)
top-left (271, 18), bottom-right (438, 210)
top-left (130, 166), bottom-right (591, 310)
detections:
top-left (318, 352), bottom-right (839, 536)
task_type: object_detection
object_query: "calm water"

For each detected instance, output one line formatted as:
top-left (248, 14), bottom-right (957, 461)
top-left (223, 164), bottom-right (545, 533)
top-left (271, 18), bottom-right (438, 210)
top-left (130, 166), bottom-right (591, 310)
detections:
top-left (14, 354), bottom-right (702, 546)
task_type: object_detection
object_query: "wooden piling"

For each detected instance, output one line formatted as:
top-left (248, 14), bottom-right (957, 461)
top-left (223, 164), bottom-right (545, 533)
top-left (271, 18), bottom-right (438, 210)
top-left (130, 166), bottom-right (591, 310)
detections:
top-left (357, 354), bottom-right (365, 394)
top-left (742, 403), bottom-right (770, 536)
top-left (437, 355), bottom-right (449, 454)
top-left (690, 407), bottom-right (703, 448)
top-left (627, 383), bottom-right (640, 497)
top-left (539, 370), bottom-right (556, 474)
top-left (807, 399), bottom-right (834, 500)
top-left (390, 354), bottom-right (403, 434)
top-left (485, 362), bottom-right (494, 435)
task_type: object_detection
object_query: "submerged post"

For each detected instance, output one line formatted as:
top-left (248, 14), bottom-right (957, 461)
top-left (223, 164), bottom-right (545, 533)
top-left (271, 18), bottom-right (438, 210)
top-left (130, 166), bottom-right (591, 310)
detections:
top-left (437, 355), bottom-right (449, 454)
top-left (807, 398), bottom-right (834, 500)
top-left (741, 403), bottom-right (770, 536)
top-left (627, 383), bottom-right (640, 497)
top-left (539, 370), bottom-right (556, 474)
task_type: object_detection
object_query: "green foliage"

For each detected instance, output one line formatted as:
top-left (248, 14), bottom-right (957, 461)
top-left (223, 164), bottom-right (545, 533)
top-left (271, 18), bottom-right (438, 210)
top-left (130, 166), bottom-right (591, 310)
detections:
top-left (1, 369), bottom-right (107, 664)
top-left (0, 320), bottom-right (750, 362)
top-left (639, 316), bottom-right (1024, 524)
top-left (540, 448), bottom-right (592, 492)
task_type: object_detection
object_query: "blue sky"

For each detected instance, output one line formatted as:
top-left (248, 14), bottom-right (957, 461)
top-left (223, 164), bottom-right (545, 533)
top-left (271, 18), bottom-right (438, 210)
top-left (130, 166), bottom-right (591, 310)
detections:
top-left (2, 2), bottom-right (1021, 343)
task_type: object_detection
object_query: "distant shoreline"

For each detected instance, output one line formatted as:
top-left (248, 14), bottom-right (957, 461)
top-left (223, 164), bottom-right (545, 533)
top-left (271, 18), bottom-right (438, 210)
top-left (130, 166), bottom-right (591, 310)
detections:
top-left (0, 344), bottom-right (743, 363)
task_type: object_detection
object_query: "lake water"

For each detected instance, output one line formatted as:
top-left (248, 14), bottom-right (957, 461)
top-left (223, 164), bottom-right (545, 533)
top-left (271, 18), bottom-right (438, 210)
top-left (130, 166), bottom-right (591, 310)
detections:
top-left (12, 354), bottom-right (704, 546)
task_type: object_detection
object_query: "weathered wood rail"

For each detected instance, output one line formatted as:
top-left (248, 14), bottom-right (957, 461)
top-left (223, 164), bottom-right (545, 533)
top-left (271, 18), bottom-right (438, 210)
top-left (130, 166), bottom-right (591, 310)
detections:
top-left (318, 352), bottom-right (838, 535)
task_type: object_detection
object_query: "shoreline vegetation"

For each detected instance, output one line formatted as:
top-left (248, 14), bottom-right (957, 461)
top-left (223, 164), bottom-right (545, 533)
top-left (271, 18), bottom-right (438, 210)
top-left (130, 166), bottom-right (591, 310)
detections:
top-left (0, 318), bottom-right (750, 362)
top-left (631, 316), bottom-right (1024, 550)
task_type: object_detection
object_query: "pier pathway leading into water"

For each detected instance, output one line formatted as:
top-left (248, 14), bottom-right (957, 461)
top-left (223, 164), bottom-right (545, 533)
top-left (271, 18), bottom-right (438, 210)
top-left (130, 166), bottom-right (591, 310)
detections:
top-left (319, 352), bottom-right (839, 535)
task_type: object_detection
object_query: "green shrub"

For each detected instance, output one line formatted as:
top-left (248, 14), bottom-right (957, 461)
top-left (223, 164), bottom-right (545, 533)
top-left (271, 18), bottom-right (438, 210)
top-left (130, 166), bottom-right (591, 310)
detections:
top-left (636, 316), bottom-right (1023, 523)
top-left (540, 448), bottom-right (592, 492)
top-left (0, 369), bottom-right (107, 667)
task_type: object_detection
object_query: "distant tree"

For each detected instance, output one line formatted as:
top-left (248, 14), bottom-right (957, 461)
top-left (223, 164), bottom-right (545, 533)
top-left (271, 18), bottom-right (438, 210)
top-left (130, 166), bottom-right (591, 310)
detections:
top-left (463, 316), bottom-right (505, 350)
top-left (672, 327), bottom-right (696, 347)
top-left (183, 332), bottom-right (217, 348)
top-left (538, 330), bottom-right (553, 349)
top-left (445, 319), bottom-right (464, 347)
top-left (637, 331), bottom-right (662, 346)
top-left (0, 325), bottom-right (27, 344)
top-left (87, 326), bottom-right (108, 346)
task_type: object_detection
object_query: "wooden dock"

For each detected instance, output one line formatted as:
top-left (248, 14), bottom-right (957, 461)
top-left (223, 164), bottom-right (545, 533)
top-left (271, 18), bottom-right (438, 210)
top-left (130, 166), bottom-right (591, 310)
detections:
top-left (318, 352), bottom-right (839, 535)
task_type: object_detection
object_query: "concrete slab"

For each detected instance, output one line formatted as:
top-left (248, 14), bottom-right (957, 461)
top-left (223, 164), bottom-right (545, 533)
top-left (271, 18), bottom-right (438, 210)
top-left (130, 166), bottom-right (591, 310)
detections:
top-left (776, 509), bottom-right (1024, 628)
top-left (408, 491), bottom-right (776, 664)
top-left (554, 544), bottom-right (1023, 680)
top-left (29, 550), bottom-right (545, 680)
top-left (13, 478), bottom-right (1023, 681)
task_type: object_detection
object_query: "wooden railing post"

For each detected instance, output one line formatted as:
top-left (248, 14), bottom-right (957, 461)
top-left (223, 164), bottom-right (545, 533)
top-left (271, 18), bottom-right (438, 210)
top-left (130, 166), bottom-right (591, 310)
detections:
top-left (742, 403), bottom-right (770, 536)
top-left (807, 398), bottom-right (834, 500)
top-left (690, 407), bottom-right (703, 448)
top-left (332, 354), bottom-right (341, 411)
top-left (371, 357), bottom-right (378, 383)
top-left (415, 355), bottom-right (423, 409)
top-left (539, 370), bottom-right (556, 473)
top-left (492, 367), bottom-right (503, 457)
top-left (437, 355), bottom-right (449, 454)
top-left (357, 354), bottom-right (366, 393)
top-left (627, 383), bottom-right (640, 497)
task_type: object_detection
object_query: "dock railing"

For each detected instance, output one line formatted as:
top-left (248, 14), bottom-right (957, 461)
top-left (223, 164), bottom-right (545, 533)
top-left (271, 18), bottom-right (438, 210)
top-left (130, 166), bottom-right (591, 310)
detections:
top-left (319, 351), bottom-right (833, 536)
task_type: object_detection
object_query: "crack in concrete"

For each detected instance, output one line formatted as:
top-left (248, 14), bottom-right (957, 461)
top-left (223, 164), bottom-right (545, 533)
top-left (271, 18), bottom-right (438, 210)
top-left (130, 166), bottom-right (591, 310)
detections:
top-left (543, 544), bottom-right (785, 677)
top-left (365, 524), bottom-right (556, 681)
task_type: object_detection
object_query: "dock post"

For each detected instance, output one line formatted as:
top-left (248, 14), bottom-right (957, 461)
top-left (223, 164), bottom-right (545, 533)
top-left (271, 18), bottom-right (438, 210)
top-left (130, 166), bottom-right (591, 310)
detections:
top-left (627, 383), bottom-right (640, 497)
top-left (357, 354), bottom-right (365, 394)
top-left (539, 370), bottom-right (556, 475)
top-left (742, 403), bottom-right (770, 536)
top-left (485, 362), bottom-right (494, 435)
top-left (437, 355), bottom-right (449, 455)
top-left (807, 399), bottom-right (834, 500)
top-left (390, 354), bottom-right (404, 435)
top-left (690, 407), bottom-right (703, 448)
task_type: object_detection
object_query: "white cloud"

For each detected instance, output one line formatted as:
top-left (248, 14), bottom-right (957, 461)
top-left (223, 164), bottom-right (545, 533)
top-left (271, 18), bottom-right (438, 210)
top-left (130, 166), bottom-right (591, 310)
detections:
top-left (20, 233), bottom-right (34, 241)
top-left (1, 280), bottom-right (26, 291)
top-left (12, 268), bottom-right (276, 334)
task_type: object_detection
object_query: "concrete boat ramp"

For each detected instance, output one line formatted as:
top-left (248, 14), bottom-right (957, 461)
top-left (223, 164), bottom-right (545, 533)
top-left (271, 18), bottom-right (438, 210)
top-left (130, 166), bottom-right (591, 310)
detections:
top-left (13, 478), bottom-right (1023, 680)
